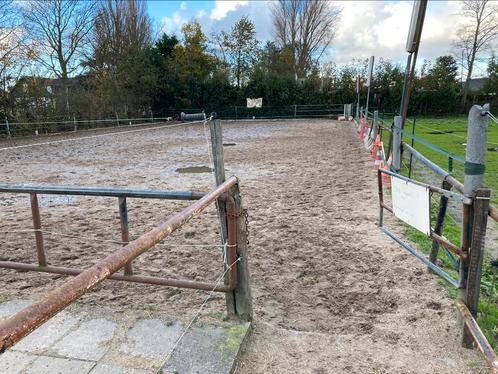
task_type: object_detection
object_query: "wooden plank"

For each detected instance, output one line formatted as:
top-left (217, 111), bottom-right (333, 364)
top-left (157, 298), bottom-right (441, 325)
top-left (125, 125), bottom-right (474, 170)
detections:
top-left (463, 188), bottom-right (491, 347)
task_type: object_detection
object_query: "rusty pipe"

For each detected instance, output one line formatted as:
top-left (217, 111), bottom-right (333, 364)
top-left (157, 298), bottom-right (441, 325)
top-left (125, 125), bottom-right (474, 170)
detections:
top-left (455, 299), bottom-right (498, 373)
top-left (30, 194), bottom-right (46, 267)
top-left (0, 261), bottom-right (232, 292)
top-left (0, 176), bottom-right (239, 352)
top-left (118, 197), bottom-right (133, 275)
top-left (430, 233), bottom-right (465, 260)
top-left (226, 195), bottom-right (238, 290)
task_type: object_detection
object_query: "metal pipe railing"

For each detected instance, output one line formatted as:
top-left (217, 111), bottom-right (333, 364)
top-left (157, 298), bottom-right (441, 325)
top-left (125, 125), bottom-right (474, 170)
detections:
top-left (0, 176), bottom-right (239, 352)
top-left (0, 184), bottom-right (206, 200)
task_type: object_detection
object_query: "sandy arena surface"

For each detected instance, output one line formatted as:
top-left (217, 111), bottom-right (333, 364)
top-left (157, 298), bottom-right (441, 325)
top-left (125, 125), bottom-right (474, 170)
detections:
top-left (0, 119), bottom-right (486, 373)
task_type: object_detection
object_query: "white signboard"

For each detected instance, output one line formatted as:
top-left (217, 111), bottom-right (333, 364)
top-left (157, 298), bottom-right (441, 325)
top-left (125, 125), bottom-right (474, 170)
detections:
top-left (391, 176), bottom-right (431, 236)
top-left (247, 98), bottom-right (262, 108)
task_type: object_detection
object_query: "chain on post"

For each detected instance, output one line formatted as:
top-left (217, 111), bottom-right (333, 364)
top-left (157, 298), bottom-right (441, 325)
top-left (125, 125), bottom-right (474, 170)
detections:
top-left (243, 208), bottom-right (249, 245)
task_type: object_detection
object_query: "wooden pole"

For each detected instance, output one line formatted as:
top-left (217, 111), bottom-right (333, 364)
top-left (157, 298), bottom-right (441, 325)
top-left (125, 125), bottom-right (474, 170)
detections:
top-left (463, 188), bottom-right (491, 347)
top-left (208, 118), bottom-right (233, 314)
top-left (209, 117), bottom-right (252, 320)
top-left (460, 103), bottom-right (490, 347)
top-left (228, 183), bottom-right (253, 321)
top-left (208, 118), bottom-right (228, 244)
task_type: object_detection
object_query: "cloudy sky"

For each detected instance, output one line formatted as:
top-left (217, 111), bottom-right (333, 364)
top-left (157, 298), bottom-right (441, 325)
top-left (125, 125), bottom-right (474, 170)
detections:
top-left (146, 0), bottom-right (489, 76)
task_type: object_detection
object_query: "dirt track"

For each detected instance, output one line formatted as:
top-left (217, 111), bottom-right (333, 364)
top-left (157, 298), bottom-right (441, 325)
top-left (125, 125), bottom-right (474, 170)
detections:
top-left (0, 119), bottom-right (485, 373)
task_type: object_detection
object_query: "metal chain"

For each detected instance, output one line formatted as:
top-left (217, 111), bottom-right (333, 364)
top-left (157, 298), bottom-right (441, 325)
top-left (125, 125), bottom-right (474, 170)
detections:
top-left (243, 208), bottom-right (249, 245)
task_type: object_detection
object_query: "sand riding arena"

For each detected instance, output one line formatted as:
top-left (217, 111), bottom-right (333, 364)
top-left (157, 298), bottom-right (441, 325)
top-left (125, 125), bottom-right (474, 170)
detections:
top-left (0, 118), bottom-right (487, 373)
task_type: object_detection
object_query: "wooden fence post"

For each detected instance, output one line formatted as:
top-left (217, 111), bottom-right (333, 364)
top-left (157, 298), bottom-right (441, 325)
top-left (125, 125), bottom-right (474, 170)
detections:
top-left (460, 104), bottom-right (490, 347)
top-left (463, 188), bottom-right (491, 347)
top-left (228, 183), bottom-right (253, 321)
top-left (208, 118), bottom-right (228, 244)
top-left (73, 114), bottom-right (77, 132)
top-left (209, 117), bottom-right (252, 320)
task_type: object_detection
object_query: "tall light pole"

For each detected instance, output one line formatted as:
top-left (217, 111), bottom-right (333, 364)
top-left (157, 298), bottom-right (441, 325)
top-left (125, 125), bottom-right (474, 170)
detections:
top-left (365, 56), bottom-right (375, 119)
top-left (399, 0), bottom-right (427, 130)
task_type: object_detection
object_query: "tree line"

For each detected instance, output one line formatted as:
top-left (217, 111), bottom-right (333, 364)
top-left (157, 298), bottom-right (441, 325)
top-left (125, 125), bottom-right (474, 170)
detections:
top-left (0, 0), bottom-right (497, 123)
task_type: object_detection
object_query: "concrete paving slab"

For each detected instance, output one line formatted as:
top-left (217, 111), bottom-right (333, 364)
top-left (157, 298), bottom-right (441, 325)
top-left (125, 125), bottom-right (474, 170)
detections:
top-left (13, 311), bottom-right (80, 353)
top-left (162, 323), bottom-right (251, 374)
top-left (0, 299), bottom-right (32, 320)
top-left (89, 363), bottom-right (152, 374)
top-left (0, 350), bottom-right (37, 373)
top-left (120, 319), bottom-right (183, 360)
top-left (26, 356), bottom-right (95, 374)
top-left (52, 318), bottom-right (117, 361)
top-left (0, 300), bottom-right (250, 374)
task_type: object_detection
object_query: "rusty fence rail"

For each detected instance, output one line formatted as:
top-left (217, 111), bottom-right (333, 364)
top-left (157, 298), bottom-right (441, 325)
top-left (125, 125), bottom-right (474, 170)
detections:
top-left (377, 168), bottom-right (467, 288)
top-left (0, 176), bottom-right (251, 352)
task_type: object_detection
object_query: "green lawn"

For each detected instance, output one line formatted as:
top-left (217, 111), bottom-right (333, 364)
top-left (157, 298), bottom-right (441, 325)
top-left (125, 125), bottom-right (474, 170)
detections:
top-left (380, 114), bottom-right (498, 205)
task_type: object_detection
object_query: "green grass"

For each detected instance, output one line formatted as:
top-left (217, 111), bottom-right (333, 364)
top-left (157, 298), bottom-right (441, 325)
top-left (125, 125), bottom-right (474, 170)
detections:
top-left (380, 115), bottom-right (498, 205)
top-left (375, 114), bottom-right (498, 349)
top-left (403, 216), bottom-right (498, 349)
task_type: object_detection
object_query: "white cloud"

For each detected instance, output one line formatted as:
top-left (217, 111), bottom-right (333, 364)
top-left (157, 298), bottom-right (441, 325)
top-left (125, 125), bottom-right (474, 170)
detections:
top-left (161, 9), bottom-right (188, 35)
top-left (331, 1), bottom-right (468, 68)
top-left (159, 1), bottom-right (488, 75)
top-left (160, 0), bottom-right (272, 40)
top-left (210, 1), bottom-right (248, 21)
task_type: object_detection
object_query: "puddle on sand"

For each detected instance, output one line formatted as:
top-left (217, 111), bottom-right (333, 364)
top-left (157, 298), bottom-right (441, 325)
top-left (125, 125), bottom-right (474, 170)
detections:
top-left (175, 166), bottom-right (213, 174)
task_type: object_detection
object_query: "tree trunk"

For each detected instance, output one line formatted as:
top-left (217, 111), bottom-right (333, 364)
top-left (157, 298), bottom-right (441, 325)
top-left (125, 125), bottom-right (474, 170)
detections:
top-left (461, 51), bottom-right (476, 112)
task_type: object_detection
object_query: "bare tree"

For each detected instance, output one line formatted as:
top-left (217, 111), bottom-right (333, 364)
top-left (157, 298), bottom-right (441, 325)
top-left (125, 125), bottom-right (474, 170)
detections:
top-left (90, 0), bottom-right (151, 71)
top-left (22, 0), bottom-right (96, 114)
top-left (454, 0), bottom-right (498, 110)
top-left (272, 0), bottom-right (341, 78)
top-left (0, 1), bottom-right (27, 93)
top-left (87, 0), bottom-right (152, 116)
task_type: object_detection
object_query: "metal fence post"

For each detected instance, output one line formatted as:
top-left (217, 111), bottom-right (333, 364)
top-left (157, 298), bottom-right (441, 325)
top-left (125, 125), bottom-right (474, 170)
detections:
top-left (392, 116), bottom-right (402, 171)
top-left (115, 112), bottom-right (119, 127)
top-left (429, 180), bottom-right (451, 266)
top-left (408, 116), bottom-right (416, 178)
top-left (371, 110), bottom-right (379, 139)
top-left (119, 197), bottom-right (133, 275)
top-left (73, 114), bottom-right (77, 132)
top-left (460, 104), bottom-right (490, 347)
top-left (30, 193), bottom-right (46, 266)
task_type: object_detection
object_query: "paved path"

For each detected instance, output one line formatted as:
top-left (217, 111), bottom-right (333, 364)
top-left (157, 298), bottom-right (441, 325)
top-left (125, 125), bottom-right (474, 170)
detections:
top-left (0, 299), bottom-right (249, 374)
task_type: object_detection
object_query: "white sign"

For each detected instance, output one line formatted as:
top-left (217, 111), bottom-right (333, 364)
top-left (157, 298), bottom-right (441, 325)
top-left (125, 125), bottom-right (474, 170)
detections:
top-left (247, 98), bottom-right (262, 108)
top-left (391, 176), bottom-right (431, 236)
